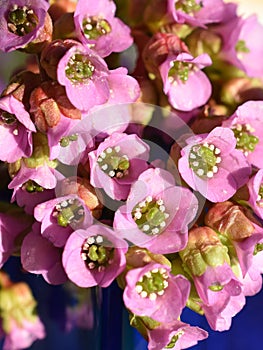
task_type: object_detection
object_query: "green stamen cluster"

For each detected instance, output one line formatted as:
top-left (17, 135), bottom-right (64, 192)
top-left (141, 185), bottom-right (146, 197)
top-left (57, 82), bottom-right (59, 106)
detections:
top-left (60, 134), bottom-right (78, 147)
top-left (165, 332), bottom-right (184, 349)
top-left (24, 180), bottom-right (44, 193)
top-left (65, 54), bottom-right (95, 83)
top-left (0, 111), bottom-right (16, 125)
top-left (232, 123), bottom-right (259, 155)
top-left (81, 235), bottom-right (114, 271)
top-left (82, 16), bottom-right (111, 40)
top-left (169, 61), bottom-right (193, 83)
top-left (7, 4), bottom-right (38, 36)
top-left (132, 196), bottom-right (169, 235)
top-left (135, 267), bottom-right (169, 301)
top-left (235, 40), bottom-right (250, 53)
top-left (97, 146), bottom-right (130, 179)
top-left (175, 0), bottom-right (202, 14)
top-left (55, 198), bottom-right (84, 227)
top-left (189, 142), bottom-right (221, 179)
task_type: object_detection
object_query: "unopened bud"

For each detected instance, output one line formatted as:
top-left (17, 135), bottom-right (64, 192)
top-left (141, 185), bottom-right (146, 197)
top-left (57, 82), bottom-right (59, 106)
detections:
top-left (205, 201), bottom-right (254, 241)
top-left (179, 227), bottom-right (230, 276)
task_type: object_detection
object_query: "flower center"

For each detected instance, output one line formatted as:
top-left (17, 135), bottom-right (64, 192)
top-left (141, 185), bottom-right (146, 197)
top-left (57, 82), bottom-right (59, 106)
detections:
top-left (81, 235), bottom-right (114, 271)
top-left (0, 111), bottom-right (17, 125)
top-left (54, 198), bottom-right (85, 227)
top-left (168, 61), bottom-right (193, 83)
top-left (97, 146), bottom-right (130, 179)
top-left (82, 16), bottom-right (111, 40)
top-left (208, 283), bottom-right (224, 292)
top-left (135, 267), bottom-right (169, 301)
top-left (175, 0), bottom-right (202, 14)
top-left (189, 142), bottom-right (221, 178)
top-left (232, 123), bottom-right (258, 155)
top-left (23, 180), bottom-right (44, 193)
top-left (256, 184), bottom-right (263, 207)
top-left (7, 4), bottom-right (38, 36)
top-left (65, 53), bottom-right (95, 83)
top-left (60, 134), bottom-right (78, 147)
top-left (132, 196), bottom-right (169, 235)
top-left (254, 243), bottom-right (263, 255)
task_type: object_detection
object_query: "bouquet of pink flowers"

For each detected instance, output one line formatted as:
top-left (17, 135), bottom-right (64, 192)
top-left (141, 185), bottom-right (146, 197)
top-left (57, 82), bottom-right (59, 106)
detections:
top-left (1, 0), bottom-right (263, 349)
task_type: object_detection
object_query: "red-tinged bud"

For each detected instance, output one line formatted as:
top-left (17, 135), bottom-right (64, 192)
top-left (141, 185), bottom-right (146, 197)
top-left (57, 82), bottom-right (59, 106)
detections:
top-left (179, 226), bottom-right (230, 277)
top-left (49, 0), bottom-right (77, 22)
top-left (30, 81), bottom-right (81, 132)
top-left (40, 39), bottom-right (80, 80)
top-left (53, 12), bottom-right (76, 40)
top-left (205, 201), bottom-right (255, 241)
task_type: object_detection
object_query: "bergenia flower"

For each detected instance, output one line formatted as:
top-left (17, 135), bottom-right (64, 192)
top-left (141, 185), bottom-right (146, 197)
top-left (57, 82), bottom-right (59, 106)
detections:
top-left (34, 194), bottom-right (93, 248)
top-left (21, 222), bottom-right (68, 285)
top-left (167, 0), bottom-right (234, 27)
top-left (89, 132), bottom-right (150, 200)
top-left (222, 101), bottom-right (263, 168)
top-left (217, 14), bottom-right (263, 77)
top-left (0, 94), bottom-right (36, 163)
top-left (147, 320), bottom-right (208, 350)
top-left (74, 0), bottom-right (133, 57)
top-left (114, 168), bottom-right (198, 254)
top-left (178, 127), bottom-right (251, 202)
top-left (57, 44), bottom-right (140, 112)
top-left (62, 225), bottom-right (128, 288)
top-left (159, 52), bottom-right (212, 111)
top-left (248, 169), bottom-right (263, 220)
top-left (0, 0), bottom-right (49, 52)
top-left (123, 262), bottom-right (190, 323)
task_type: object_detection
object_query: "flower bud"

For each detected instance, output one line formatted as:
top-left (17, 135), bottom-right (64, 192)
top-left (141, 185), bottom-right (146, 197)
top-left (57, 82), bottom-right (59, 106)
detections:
top-left (179, 227), bottom-right (230, 276)
top-left (49, 0), bottom-right (77, 22)
top-left (30, 81), bottom-right (81, 132)
top-left (205, 201), bottom-right (254, 241)
top-left (53, 12), bottom-right (76, 40)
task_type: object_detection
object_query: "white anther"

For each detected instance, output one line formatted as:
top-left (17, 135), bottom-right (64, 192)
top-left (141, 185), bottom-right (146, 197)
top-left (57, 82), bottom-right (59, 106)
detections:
top-left (96, 235), bottom-right (103, 243)
top-left (109, 170), bottom-right (115, 177)
top-left (114, 146), bottom-right (121, 152)
top-left (135, 285), bottom-right (143, 293)
top-left (151, 228), bottom-right (159, 234)
top-left (152, 268), bottom-right (159, 273)
top-left (142, 224), bottom-right (150, 232)
top-left (212, 165), bottom-right (218, 173)
top-left (98, 266), bottom-right (105, 272)
top-left (157, 199), bottom-right (163, 205)
top-left (60, 201), bottom-right (68, 208)
top-left (145, 271), bottom-right (152, 278)
top-left (197, 169), bottom-right (204, 176)
top-left (140, 291), bottom-right (148, 298)
top-left (192, 161), bottom-right (199, 167)
top-left (209, 144), bottom-right (215, 151)
top-left (216, 156), bottom-right (221, 163)
top-left (87, 237), bottom-right (95, 244)
top-left (203, 142), bottom-right (209, 147)
top-left (160, 221), bottom-right (166, 228)
top-left (159, 268), bottom-right (167, 274)
top-left (122, 155), bottom-right (129, 160)
top-left (139, 201), bottom-right (146, 208)
top-left (159, 205), bottom-right (165, 212)
top-left (81, 253), bottom-right (87, 260)
top-left (163, 280), bottom-right (169, 288)
top-left (164, 213), bottom-right (170, 219)
top-left (149, 293), bottom-right (157, 301)
top-left (100, 152), bottom-right (106, 159)
top-left (88, 262), bottom-right (96, 269)
top-left (101, 164), bottom-right (108, 170)
top-left (85, 24), bottom-right (93, 30)
top-left (13, 129), bottom-right (18, 135)
top-left (134, 212), bottom-right (142, 220)
top-left (106, 147), bottom-right (112, 153)
top-left (236, 124), bottom-right (242, 131)
top-left (189, 153), bottom-right (196, 159)
top-left (214, 147), bottom-right (221, 155)
top-left (157, 290), bottom-right (164, 296)
top-left (207, 171), bottom-right (214, 178)
top-left (146, 196), bottom-right (152, 202)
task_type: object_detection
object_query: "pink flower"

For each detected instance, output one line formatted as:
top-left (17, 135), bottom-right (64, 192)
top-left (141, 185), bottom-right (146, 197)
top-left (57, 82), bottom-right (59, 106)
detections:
top-left (0, 95), bottom-right (36, 162)
top-left (34, 195), bottom-right (93, 248)
top-left (222, 101), bottom-right (263, 168)
top-left (178, 127), bottom-right (251, 202)
top-left (114, 168), bottom-right (198, 254)
top-left (147, 320), bottom-right (208, 350)
top-left (57, 44), bottom-right (140, 112)
top-left (74, 0), bottom-right (133, 57)
top-left (21, 223), bottom-right (67, 285)
top-left (123, 262), bottom-right (190, 323)
top-left (0, 0), bottom-right (49, 52)
top-left (159, 52), bottom-right (212, 111)
top-left (89, 132), bottom-right (150, 200)
top-left (62, 225), bottom-right (128, 288)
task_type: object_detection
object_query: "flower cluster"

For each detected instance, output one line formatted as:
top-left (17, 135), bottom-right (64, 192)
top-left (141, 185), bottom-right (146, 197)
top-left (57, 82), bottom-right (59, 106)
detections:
top-left (0, 0), bottom-right (263, 349)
